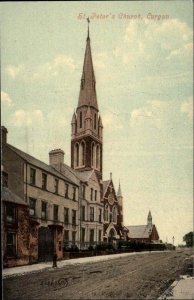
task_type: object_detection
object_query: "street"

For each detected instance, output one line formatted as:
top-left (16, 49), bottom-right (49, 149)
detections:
top-left (3, 249), bottom-right (192, 300)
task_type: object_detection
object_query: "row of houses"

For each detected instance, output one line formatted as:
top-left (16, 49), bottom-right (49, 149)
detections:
top-left (1, 22), bottom-right (160, 268)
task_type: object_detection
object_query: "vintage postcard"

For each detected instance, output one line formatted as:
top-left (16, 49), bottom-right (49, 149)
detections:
top-left (1, 1), bottom-right (193, 299)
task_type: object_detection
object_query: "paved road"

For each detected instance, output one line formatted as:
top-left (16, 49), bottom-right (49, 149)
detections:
top-left (3, 249), bottom-right (192, 300)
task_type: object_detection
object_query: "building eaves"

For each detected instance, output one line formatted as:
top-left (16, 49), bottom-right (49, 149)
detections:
top-left (2, 187), bottom-right (28, 206)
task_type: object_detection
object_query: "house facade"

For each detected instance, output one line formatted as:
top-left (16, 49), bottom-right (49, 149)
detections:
top-left (2, 127), bottom-right (79, 263)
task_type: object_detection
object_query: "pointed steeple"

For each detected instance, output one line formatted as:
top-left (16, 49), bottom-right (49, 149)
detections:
top-left (98, 115), bottom-right (103, 127)
top-left (147, 211), bottom-right (152, 227)
top-left (71, 111), bottom-right (76, 124)
top-left (117, 180), bottom-right (122, 197)
top-left (78, 20), bottom-right (98, 110)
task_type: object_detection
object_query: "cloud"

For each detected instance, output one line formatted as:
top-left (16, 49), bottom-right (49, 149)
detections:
top-left (1, 91), bottom-right (13, 106)
top-left (180, 97), bottom-right (193, 120)
top-left (5, 64), bottom-right (24, 79)
top-left (93, 52), bottom-right (108, 69)
top-left (118, 18), bottom-right (192, 68)
top-left (5, 54), bottom-right (77, 82)
top-left (102, 111), bottom-right (123, 130)
top-left (130, 100), bottom-right (169, 128)
top-left (10, 109), bottom-right (43, 127)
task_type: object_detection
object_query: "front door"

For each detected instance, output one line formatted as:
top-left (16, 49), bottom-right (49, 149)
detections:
top-left (108, 228), bottom-right (115, 243)
top-left (38, 226), bottom-right (54, 262)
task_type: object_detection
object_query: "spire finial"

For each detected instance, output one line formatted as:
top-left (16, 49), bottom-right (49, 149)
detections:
top-left (87, 17), bottom-right (90, 40)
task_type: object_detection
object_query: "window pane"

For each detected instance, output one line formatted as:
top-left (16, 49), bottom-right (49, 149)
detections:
top-left (6, 205), bottom-right (16, 224)
top-left (65, 184), bottom-right (69, 198)
top-left (90, 229), bottom-right (94, 242)
top-left (41, 202), bottom-right (46, 219)
top-left (30, 168), bottom-right (36, 185)
top-left (64, 208), bottom-right (69, 224)
top-left (64, 230), bottom-right (69, 242)
top-left (42, 173), bottom-right (47, 189)
top-left (81, 228), bottom-right (85, 242)
top-left (82, 206), bottom-right (85, 221)
top-left (29, 198), bottom-right (36, 216)
top-left (6, 232), bottom-right (16, 256)
top-left (90, 207), bottom-right (94, 222)
top-left (72, 232), bottom-right (76, 244)
top-left (54, 179), bottom-right (59, 193)
top-left (54, 205), bottom-right (58, 221)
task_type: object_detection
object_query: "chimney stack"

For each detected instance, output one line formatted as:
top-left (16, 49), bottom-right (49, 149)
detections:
top-left (49, 149), bottom-right (65, 166)
top-left (1, 126), bottom-right (8, 145)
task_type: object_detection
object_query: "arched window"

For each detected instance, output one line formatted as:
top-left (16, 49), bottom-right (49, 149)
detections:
top-left (96, 145), bottom-right (100, 169)
top-left (91, 142), bottom-right (96, 168)
top-left (74, 143), bottom-right (79, 167)
top-left (81, 141), bottom-right (85, 166)
top-left (104, 204), bottom-right (109, 222)
top-left (80, 111), bottom-right (82, 128)
top-left (112, 206), bottom-right (117, 223)
top-left (94, 113), bottom-right (97, 130)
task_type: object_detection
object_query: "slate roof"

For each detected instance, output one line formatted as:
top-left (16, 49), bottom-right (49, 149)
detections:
top-left (7, 144), bottom-right (78, 186)
top-left (60, 164), bottom-right (94, 184)
top-left (126, 225), bottom-right (153, 239)
top-left (2, 187), bottom-right (28, 206)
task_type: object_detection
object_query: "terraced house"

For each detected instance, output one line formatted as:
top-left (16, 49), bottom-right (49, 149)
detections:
top-left (1, 22), bottom-right (127, 267)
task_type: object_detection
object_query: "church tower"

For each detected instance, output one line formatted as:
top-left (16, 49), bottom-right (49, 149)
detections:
top-left (71, 20), bottom-right (103, 180)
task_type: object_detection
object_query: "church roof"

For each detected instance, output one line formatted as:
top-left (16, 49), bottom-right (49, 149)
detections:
top-left (2, 187), bottom-right (28, 206)
top-left (103, 180), bottom-right (111, 196)
top-left (7, 144), bottom-right (78, 186)
top-left (60, 164), bottom-right (94, 184)
top-left (78, 23), bottom-right (98, 110)
top-left (126, 225), bottom-right (153, 239)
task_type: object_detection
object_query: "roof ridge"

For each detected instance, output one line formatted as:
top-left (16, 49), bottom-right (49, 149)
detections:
top-left (7, 144), bottom-right (77, 185)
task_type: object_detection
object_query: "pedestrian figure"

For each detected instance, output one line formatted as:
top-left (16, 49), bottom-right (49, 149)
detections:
top-left (53, 253), bottom-right (57, 268)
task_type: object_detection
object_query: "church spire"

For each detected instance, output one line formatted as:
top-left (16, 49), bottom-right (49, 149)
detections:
top-left (147, 210), bottom-right (152, 227)
top-left (117, 180), bottom-right (122, 197)
top-left (87, 17), bottom-right (90, 41)
top-left (78, 19), bottom-right (98, 110)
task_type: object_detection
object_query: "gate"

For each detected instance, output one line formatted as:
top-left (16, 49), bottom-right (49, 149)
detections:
top-left (38, 226), bottom-right (54, 262)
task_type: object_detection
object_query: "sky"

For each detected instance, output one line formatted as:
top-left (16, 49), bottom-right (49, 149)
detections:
top-left (1, 1), bottom-right (193, 245)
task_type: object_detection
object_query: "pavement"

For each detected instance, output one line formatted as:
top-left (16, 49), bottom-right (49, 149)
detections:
top-left (158, 275), bottom-right (194, 299)
top-left (2, 250), bottom-right (166, 278)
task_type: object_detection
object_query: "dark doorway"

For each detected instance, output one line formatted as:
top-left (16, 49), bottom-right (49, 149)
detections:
top-left (108, 228), bottom-right (116, 243)
top-left (38, 226), bottom-right (54, 262)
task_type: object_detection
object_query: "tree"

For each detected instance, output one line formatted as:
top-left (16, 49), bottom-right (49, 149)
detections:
top-left (183, 232), bottom-right (194, 247)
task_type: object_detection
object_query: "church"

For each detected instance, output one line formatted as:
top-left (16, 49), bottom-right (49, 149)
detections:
top-left (126, 211), bottom-right (160, 243)
top-left (1, 21), bottom-right (128, 267)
